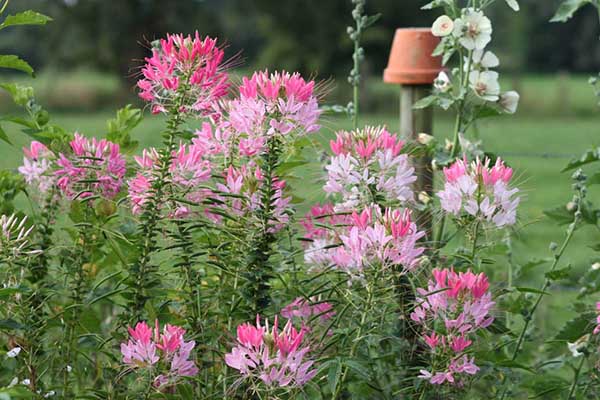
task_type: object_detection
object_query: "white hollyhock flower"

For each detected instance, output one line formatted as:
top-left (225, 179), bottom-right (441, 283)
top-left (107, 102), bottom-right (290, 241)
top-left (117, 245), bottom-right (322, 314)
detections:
top-left (499, 91), bottom-right (520, 114)
top-left (505, 0), bottom-right (519, 11)
top-left (469, 70), bottom-right (500, 102)
top-left (453, 9), bottom-right (492, 50)
top-left (434, 71), bottom-right (451, 92)
top-left (6, 347), bottom-right (21, 358)
top-left (472, 50), bottom-right (499, 69)
top-left (432, 15), bottom-right (454, 37)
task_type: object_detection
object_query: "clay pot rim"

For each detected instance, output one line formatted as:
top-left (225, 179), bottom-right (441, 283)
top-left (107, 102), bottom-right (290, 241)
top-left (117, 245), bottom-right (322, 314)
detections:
top-left (393, 27), bottom-right (433, 33)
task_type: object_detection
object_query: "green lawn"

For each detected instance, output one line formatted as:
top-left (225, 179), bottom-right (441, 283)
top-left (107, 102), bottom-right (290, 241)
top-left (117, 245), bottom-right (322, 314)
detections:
top-left (1, 110), bottom-right (599, 274)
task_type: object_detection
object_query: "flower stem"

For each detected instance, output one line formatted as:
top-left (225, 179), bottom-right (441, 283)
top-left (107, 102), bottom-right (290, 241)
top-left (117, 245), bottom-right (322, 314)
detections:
top-left (499, 179), bottom-right (584, 399)
top-left (331, 273), bottom-right (377, 399)
top-left (567, 354), bottom-right (587, 400)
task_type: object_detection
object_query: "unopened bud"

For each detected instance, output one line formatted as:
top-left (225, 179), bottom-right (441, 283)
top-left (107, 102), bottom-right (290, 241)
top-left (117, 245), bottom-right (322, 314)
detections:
top-left (592, 262), bottom-right (600, 271)
top-left (566, 202), bottom-right (577, 212)
top-left (417, 133), bottom-right (434, 146)
top-left (418, 191), bottom-right (431, 205)
top-left (549, 242), bottom-right (558, 252)
top-left (431, 159), bottom-right (438, 171)
top-left (444, 139), bottom-right (453, 152)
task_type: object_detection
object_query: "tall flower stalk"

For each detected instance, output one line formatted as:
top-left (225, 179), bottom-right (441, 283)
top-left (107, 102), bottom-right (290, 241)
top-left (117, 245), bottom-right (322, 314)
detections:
top-left (127, 33), bottom-right (229, 322)
top-left (423, 1), bottom-right (521, 250)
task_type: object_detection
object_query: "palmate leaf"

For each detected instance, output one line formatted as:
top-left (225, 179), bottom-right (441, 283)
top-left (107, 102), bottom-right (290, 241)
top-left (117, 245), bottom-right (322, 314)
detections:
top-left (554, 312), bottom-right (595, 341)
top-left (551, 0), bottom-right (592, 23)
top-left (0, 55), bottom-right (34, 76)
top-left (0, 10), bottom-right (52, 30)
top-left (562, 147), bottom-right (600, 171)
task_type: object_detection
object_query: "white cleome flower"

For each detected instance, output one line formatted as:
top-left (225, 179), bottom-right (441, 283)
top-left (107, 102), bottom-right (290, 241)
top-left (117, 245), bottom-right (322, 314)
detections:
top-left (453, 9), bottom-right (492, 50)
top-left (499, 91), bottom-right (520, 114)
top-left (6, 347), bottom-right (21, 358)
top-left (432, 15), bottom-right (454, 37)
top-left (472, 50), bottom-right (499, 69)
top-left (434, 71), bottom-right (452, 92)
top-left (469, 70), bottom-right (500, 102)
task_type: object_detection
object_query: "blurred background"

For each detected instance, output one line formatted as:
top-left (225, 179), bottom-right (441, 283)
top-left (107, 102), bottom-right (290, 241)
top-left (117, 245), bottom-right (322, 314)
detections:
top-left (1, 0), bottom-right (599, 115)
top-left (1, 0), bottom-right (600, 295)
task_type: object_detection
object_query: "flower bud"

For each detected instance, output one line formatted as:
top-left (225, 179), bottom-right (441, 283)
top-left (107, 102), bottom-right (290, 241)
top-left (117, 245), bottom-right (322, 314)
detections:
top-left (418, 191), bottom-right (431, 205)
top-left (417, 133), bottom-right (434, 146)
top-left (566, 201), bottom-right (577, 212)
top-left (592, 262), bottom-right (600, 271)
top-left (549, 242), bottom-right (558, 252)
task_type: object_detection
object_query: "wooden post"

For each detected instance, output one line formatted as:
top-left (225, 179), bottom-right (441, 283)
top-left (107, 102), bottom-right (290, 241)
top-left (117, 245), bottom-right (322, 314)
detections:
top-left (384, 28), bottom-right (442, 236)
top-left (400, 85), bottom-right (433, 197)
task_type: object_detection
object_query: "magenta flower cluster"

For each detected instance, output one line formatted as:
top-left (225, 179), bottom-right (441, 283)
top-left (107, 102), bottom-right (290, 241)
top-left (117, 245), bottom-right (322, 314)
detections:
top-left (411, 268), bottom-right (495, 385)
top-left (324, 126), bottom-right (416, 211)
top-left (120, 321), bottom-right (198, 388)
top-left (226, 70), bottom-right (321, 156)
top-left (225, 315), bottom-right (317, 387)
top-left (55, 134), bottom-right (126, 200)
top-left (137, 32), bottom-right (229, 115)
top-left (437, 156), bottom-right (520, 228)
top-left (301, 204), bottom-right (424, 276)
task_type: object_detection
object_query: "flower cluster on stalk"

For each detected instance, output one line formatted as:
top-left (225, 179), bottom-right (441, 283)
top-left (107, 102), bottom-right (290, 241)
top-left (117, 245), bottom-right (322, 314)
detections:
top-left (226, 70), bottom-right (321, 156)
top-left (18, 141), bottom-right (54, 195)
top-left (137, 32), bottom-right (229, 116)
top-left (431, 6), bottom-right (520, 115)
top-left (301, 204), bottom-right (424, 276)
top-left (411, 268), bottom-right (494, 385)
top-left (120, 321), bottom-right (198, 388)
top-left (437, 156), bottom-right (520, 228)
top-left (225, 315), bottom-right (317, 388)
top-left (55, 134), bottom-right (126, 200)
top-left (0, 214), bottom-right (39, 264)
top-left (128, 143), bottom-right (212, 217)
top-left (324, 126), bottom-right (416, 211)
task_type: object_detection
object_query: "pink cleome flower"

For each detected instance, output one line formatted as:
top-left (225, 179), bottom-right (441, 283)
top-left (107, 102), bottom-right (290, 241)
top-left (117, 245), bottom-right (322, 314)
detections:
top-left (225, 315), bottom-right (317, 387)
top-left (120, 321), bottom-right (198, 388)
top-left (226, 70), bottom-right (321, 156)
top-left (281, 297), bottom-right (336, 323)
top-left (437, 156), bottom-right (520, 228)
top-left (55, 134), bottom-right (126, 200)
top-left (137, 32), bottom-right (229, 115)
top-left (411, 268), bottom-right (495, 386)
top-left (128, 143), bottom-right (212, 217)
top-left (302, 204), bottom-right (424, 276)
top-left (593, 302), bottom-right (600, 335)
top-left (18, 141), bottom-right (54, 194)
top-left (324, 126), bottom-right (416, 211)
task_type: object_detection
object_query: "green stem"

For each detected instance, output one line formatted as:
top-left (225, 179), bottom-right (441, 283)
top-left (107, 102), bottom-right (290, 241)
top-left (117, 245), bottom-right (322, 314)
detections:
top-left (567, 355), bottom-right (587, 400)
top-left (499, 201), bottom-right (581, 400)
top-left (331, 276), bottom-right (377, 399)
top-left (129, 117), bottom-right (180, 323)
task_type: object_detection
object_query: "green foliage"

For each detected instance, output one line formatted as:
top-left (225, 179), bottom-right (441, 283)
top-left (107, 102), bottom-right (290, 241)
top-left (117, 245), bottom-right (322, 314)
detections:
top-left (551, 0), bottom-right (597, 23)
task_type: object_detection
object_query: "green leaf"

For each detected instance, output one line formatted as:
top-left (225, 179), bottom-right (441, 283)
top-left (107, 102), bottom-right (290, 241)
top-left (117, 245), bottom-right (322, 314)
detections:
top-left (0, 55), bottom-right (34, 76)
top-left (545, 266), bottom-right (572, 281)
top-left (496, 359), bottom-right (535, 373)
top-left (562, 147), bottom-right (600, 171)
top-left (413, 95), bottom-right (437, 110)
top-left (106, 105), bottom-right (141, 153)
top-left (0, 124), bottom-right (10, 144)
top-left (363, 13), bottom-right (381, 29)
top-left (327, 359), bottom-right (342, 394)
top-left (587, 171), bottom-right (600, 185)
top-left (551, 0), bottom-right (591, 23)
top-left (544, 205), bottom-right (574, 225)
top-left (555, 312), bottom-right (595, 341)
top-left (516, 287), bottom-right (550, 295)
top-left (0, 11), bottom-right (52, 30)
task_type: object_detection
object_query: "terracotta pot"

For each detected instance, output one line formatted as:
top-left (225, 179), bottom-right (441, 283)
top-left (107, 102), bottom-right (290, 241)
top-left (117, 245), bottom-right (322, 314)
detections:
top-left (383, 28), bottom-right (443, 85)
